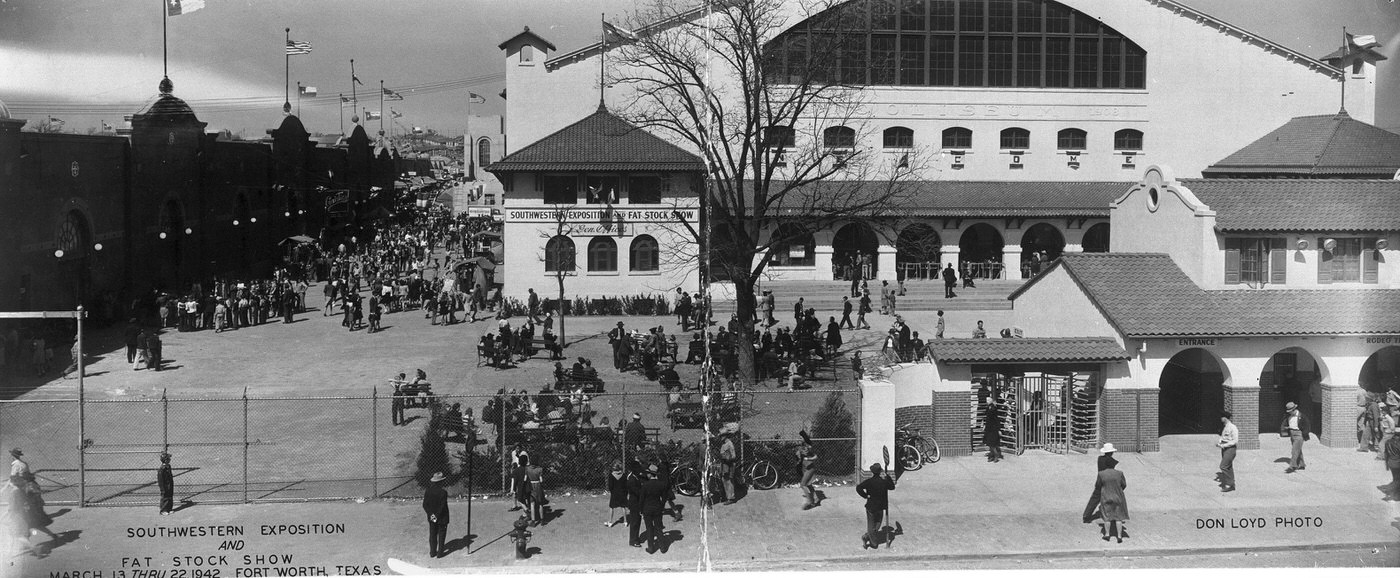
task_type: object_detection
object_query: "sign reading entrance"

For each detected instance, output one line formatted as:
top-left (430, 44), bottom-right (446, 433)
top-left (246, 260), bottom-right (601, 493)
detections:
top-left (1177, 338), bottom-right (1216, 347)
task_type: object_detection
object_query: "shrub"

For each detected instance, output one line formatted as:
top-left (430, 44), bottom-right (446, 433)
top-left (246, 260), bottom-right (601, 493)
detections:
top-left (810, 390), bottom-right (857, 475)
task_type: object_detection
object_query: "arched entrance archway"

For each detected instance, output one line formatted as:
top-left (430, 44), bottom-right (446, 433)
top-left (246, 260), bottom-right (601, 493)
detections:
top-left (1083, 223), bottom-right (1110, 253)
top-left (896, 223), bottom-right (941, 280)
top-left (1360, 346), bottom-right (1400, 397)
top-left (832, 222), bottom-right (878, 280)
top-left (1160, 348), bottom-right (1230, 435)
top-left (1260, 347), bottom-right (1327, 435)
top-left (159, 199), bottom-right (184, 291)
top-left (958, 223), bottom-right (1003, 274)
top-left (1021, 223), bottom-right (1066, 276)
top-left (55, 210), bottom-right (93, 308)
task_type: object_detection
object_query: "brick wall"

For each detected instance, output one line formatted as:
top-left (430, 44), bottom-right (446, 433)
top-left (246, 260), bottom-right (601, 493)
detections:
top-left (1258, 385), bottom-right (1286, 434)
top-left (1224, 386), bottom-right (1260, 450)
top-left (929, 390), bottom-right (973, 457)
top-left (1100, 389), bottom-right (1159, 452)
top-left (1321, 384), bottom-right (1361, 448)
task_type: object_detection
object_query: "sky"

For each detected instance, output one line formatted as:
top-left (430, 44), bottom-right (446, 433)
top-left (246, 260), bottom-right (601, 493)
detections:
top-left (1, 0), bottom-right (1398, 137)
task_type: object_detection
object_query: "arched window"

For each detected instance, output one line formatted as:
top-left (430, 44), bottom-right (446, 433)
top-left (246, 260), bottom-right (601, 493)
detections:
top-left (764, 0), bottom-right (1146, 89)
top-left (942, 127), bottom-right (972, 149)
top-left (823, 126), bottom-right (855, 149)
top-left (1114, 129), bottom-right (1143, 151)
top-left (477, 137), bottom-right (492, 169)
top-left (630, 235), bottom-right (660, 272)
top-left (1000, 127), bottom-right (1029, 149)
top-left (544, 235), bottom-right (576, 272)
top-left (883, 126), bottom-right (914, 148)
top-left (1057, 128), bottom-right (1086, 150)
top-left (770, 224), bottom-right (815, 267)
top-left (587, 236), bottom-right (618, 272)
top-left (763, 125), bottom-right (796, 149)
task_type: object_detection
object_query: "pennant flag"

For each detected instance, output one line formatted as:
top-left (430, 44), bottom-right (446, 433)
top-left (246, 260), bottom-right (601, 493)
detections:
top-left (365, 110), bottom-right (381, 120)
top-left (101, 121), bottom-right (114, 132)
top-left (299, 86), bottom-right (318, 97)
top-left (353, 75), bottom-right (364, 86)
top-left (340, 95), bottom-right (351, 103)
top-left (1351, 34), bottom-right (1380, 50)
top-left (603, 20), bottom-right (639, 43)
top-left (286, 40), bottom-right (313, 56)
top-left (48, 117), bottom-right (65, 125)
top-left (167, 0), bottom-right (205, 16)
top-left (391, 109), bottom-right (403, 119)
top-left (382, 87), bottom-right (404, 101)
top-left (468, 93), bottom-right (486, 104)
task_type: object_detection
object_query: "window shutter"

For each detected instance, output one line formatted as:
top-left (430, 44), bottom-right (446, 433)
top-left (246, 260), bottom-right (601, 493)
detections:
top-left (1317, 238), bottom-right (1333, 284)
top-left (1363, 238), bottom-right (1379, 284)
top-left (1224, 248), bottom-right (1240, 285)
top-left (1269, 247), bottom-right (1287, 285)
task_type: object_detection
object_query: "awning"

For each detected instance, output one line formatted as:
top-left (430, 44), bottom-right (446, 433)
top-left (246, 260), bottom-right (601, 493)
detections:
top-left (927, 337), bottom-right (1130, 364)
top-left (278, 235), bottom-right (316, 246)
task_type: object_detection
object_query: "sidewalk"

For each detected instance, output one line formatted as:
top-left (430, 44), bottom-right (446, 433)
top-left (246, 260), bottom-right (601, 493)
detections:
top-left (11, 434), bottom-right (1397, 576)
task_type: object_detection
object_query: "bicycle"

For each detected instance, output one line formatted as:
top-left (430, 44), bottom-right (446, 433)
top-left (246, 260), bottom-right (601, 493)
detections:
top-left (670, 456), bottom-right (780, 499)
top-left (895, 423), bottom-right (941, 472)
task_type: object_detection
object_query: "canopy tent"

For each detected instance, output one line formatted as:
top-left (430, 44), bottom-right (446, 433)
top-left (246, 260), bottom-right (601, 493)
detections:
top-left (278, 235), bottom-right (316, 246)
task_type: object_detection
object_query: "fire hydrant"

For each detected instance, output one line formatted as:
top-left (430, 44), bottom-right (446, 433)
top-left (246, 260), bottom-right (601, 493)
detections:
top-left (510, 516), bottom-right (533, 559)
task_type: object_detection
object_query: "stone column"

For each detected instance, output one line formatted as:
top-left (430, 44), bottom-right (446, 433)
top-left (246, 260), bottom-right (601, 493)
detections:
top-left (859, 377), bottom-right (897, 470)
top-left (938, 245), bottom-right (960, 271)
top-left (877, 244), bottom-right (897, 281)
top-left (1002, 245), bottom-right (1023, 280)
top-left (814, 244), bottom-right (835, 281)
top-left (1225, 384), bottom-right (1261, 450)
top-left (1321, 383), bottom-right (1362, 448)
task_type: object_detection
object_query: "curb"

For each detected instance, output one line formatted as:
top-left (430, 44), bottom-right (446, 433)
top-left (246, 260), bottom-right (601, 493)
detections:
top-left (414, 540), bottom-right (1396, 574)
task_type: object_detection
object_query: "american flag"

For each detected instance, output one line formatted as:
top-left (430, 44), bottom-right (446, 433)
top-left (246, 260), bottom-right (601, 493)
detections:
top-left (286, 39), bottom-right (312, 56)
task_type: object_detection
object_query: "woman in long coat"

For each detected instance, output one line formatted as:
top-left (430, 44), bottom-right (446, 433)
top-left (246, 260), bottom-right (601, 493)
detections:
top-left (605, 463), bottom-right (628, 527)
top-left (1095, 457), bottom-right (1129, 542)
top-left (984, 395), bottom-right (1004, 462)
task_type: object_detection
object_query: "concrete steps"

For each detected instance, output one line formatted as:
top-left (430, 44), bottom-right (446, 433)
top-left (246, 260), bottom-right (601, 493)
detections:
top-left (710, 279), bottom-right (1024, 314)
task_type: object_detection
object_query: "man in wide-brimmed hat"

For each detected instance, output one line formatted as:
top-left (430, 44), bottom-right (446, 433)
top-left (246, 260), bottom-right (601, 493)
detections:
top-left (422, 472), bottom-right (450, 558)
top-left (157, 452), bottom-right (175, 515)
top-left (1283, 401), bottom-right (1312, 473)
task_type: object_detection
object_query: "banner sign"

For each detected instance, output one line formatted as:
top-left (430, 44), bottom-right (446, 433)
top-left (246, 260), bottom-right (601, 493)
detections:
top-left (506, 208), bottom-right (698, 223)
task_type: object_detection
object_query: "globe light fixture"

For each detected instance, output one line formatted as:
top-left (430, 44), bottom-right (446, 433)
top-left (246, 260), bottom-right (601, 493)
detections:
top-left (185, 228), bottom-right (193, 235)
top-left (285, 212), bottom-right (291, 217)
top-left (93, 243), bottom-right (103, 252)
top-left (250, 217), bottom-right (257, 223)
top-left (233, 220), bottom-right (240, 226)
top-left (159, 232), bottom-right (168, 240)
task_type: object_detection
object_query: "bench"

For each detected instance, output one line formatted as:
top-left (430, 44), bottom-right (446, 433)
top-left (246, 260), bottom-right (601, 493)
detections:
top-left (528, 337), bottom-right (564, 360)
top-left (555, 378), bottom-right (605, 394)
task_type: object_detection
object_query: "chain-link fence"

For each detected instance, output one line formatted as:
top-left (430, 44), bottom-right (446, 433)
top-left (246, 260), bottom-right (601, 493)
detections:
top-left (0, 385), bottom-right (860, 507)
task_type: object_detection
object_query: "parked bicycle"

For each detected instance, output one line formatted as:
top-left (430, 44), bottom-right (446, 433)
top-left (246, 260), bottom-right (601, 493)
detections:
top-left (670, 456), bottom-right (780, 498)
top-left (895, 423), bottom-right (941, 471)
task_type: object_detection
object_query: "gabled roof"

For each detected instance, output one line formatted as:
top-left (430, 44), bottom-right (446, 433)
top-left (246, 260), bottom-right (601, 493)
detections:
top-left (1182, 178), bottom-right (1400, 233)
top-left (498, 27), bottom-right (556, 51)
top-left (770, 180), bottom-right (1131, 217)
top-left (1010, 253), bottom-right (1400, 337)
top-left (486, 106), bottom-right (704, 173)
top-left (927, 337), bottom-right (1130, 364)
top-left (1202, 112), bottom-right (1400, 178)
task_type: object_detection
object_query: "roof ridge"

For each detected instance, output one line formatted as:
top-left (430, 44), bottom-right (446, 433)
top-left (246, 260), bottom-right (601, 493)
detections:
top-left (1309, 114), bottom-right (1348, 174)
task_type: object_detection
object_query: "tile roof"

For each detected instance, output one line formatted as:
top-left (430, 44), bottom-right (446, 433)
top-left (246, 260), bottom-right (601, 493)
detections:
top-left (927, 337), bottom-right (1130, 364)
top-left (486, 106), bottom-right (704, 173)
top-left (1182, 178), bottom-right (1400, 232)
top-left (497, 27), bottom-right (557, 51)
top-left (1011, 253), bottom-right (1400, 337)
top-left (770, 180), bottom-right (1131, 217)
top-left (1201, 112), bottom-right (1400, 178)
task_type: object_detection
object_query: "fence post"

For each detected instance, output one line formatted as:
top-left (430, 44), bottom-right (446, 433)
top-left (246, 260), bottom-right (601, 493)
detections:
top-left (162, 388), bottom-right (169, 451)
top-left (243, 387), bottom-right (249, 504)
top-left (372, 386), bottom-right (378, 499)
top-left (77, 305), bottom-right (85, 508)
top-left (499, 393), bottom-right (506, 497)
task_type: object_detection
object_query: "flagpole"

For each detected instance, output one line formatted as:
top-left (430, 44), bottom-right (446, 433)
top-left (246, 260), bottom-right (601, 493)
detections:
top-left (1340, 27), bottom-right (1348, 114)
top-left (162, 0), bottom-right (168, 80)
top-left (599, 12), bottom-right (606, 108)
top-left (296, 82), bottom-right (302, 117)
top-left (351, 59), bottom-right (359, 121)
top-left (284, 28), bottom-right (292, 114)
top-left (379, 80), bottom-right (385, 135)
top-left (339, 94), bottom-right (345, 134)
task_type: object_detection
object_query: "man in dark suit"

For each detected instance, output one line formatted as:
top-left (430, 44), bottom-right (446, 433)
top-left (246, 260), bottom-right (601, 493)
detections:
top-left (157, 452), bottom-right (174, 515)
top-left (422, 472), bottom-right (450, 558)
top-left (625, 461), bottom-right (644, 548)
top-left (942, 263), bottom-right (958, 298)
top-left (123, 319), bottom-right (141, 364)
top-left (640, 464), bottom-right (670, 553)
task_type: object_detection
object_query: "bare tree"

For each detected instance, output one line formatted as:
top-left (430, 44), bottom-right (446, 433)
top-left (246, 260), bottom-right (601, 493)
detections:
top-left (612, 0), bottom-right (926, 384)
top-left (538, 204), bottom-right (579, 347)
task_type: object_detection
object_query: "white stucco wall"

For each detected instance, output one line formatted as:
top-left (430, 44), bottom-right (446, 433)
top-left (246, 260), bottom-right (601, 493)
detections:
top-left (1109, 166), bottom-right (1217, 286)
top-left (1011, 266), bottom-right (1123, 341)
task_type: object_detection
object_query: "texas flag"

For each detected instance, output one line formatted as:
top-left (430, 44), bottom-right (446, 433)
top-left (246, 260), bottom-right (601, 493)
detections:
top-left (167, 0), bottom-right (205, 16)
top-left (299, 86), bottom-right (318, 97)
top-left (365, 110), bottom-right (382, 121)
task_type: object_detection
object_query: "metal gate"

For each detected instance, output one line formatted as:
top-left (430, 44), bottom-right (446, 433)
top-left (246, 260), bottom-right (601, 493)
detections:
top-left (972, 372), bottom-right (1100, 456)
